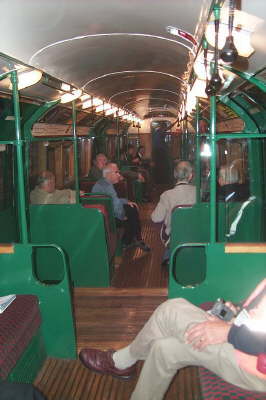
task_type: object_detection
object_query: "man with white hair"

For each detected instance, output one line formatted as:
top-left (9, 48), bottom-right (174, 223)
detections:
top-left (151, 160), bottom-right (196, 265)
top-left (89, 152), bottom-right (145, 184)
top-left (92, 163), bottom-right (150, 251)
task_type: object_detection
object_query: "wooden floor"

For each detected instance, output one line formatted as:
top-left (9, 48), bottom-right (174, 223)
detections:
top-left (112, 186), bottom-right (169, 288)
top-left (35, 288), bottom-right (201, 400)
top-left (34, 188), bottom-right (201, 399)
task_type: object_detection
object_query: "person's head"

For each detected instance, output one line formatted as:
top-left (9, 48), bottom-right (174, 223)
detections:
top-left (103, 162), bottom-right (121, 184)
top-left (218, 165), bottom-right (239, 187)
top-left (95, 153), bottom-right (107, 170)
top-left (36, 170), bottom-right (56, 193)
top-left (127, 144), bottom-right (135, 155)
top-left (174, 161), bottom-right (193, 183)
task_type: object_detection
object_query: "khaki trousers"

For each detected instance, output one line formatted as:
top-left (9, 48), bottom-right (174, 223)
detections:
top-left (129, 298), bottom-right (266, 400)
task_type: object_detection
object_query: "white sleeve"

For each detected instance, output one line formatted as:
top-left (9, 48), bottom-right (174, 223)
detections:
top-left (151, 194), bottom-right (168, 223)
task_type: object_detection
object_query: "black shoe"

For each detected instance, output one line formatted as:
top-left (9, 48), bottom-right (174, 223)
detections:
top-left (161, 259), bottom-right (169, 267)
top-left (122, 242), bottom-right (135, 251)
top-left (135, 241), bottom-right (151, 252)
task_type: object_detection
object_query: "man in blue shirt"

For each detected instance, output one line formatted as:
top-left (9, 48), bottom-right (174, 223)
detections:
top-left (92, 163), bottom-right (150, 251)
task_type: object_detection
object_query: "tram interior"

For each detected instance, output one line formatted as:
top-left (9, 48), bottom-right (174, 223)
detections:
top-left (0, 0), bottom-right (265, 399)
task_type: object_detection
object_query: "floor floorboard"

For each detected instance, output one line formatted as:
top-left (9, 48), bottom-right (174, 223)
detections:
top-left (34, 187), bottom-right (201, 399)
top-left (35, 288), bottom-right (201, 400)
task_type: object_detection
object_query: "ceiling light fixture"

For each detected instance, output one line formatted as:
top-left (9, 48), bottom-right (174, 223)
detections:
top-left (9, 69), bottom-right (42, 90)
top-left (205, 7), bottom-right (262, 58)
top-left (61, 83), bottom-right (71, 92)
top-left (60, 89), bottom-right (82, 103)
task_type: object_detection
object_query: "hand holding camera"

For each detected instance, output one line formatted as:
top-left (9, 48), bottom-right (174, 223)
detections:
top-left (209, 298), bottom-right (241, 322)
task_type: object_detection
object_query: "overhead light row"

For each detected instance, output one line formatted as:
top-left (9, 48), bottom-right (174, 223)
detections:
top-left (185, 5), bottom-right (263, 116)
top-left (6, 67), bottom-right (143, 124)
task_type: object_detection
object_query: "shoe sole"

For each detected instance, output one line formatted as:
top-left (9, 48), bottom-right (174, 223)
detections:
top-left (79, 354), bottom-right (134, 381)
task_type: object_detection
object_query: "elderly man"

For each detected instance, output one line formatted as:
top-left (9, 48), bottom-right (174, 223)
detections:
top-left (88, 153), bottom-right (108, 181)
top-left (30, 170), bottom-right (77, 204)
top-left (79, 278), bottom-right (266, 400)
top-left (218, 164), bottom-right (249, 201)
top-left (89, 152), bottom-right (145, 184)
top-left (151, 161), bottom-right (196, 265)
top-left (92, 162), bottom-right (150, 251)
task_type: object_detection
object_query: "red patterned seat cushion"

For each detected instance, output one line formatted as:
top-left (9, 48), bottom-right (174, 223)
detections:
top-left (0, 295), bottom-right (41, 379)
top-left (83, 203), bottom-right (117, 258)
top-left (199, 366), bottom-right (266, 400)
top-left (199, 302), bottom-right (266, 399)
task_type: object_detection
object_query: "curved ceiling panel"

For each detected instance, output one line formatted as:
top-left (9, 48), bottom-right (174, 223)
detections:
top-left (83, 71), bottom-right (183, 118)
top-left (0, 0), bottom-right (212, 119)
top-left (29, 35), bottom-right (190, 88)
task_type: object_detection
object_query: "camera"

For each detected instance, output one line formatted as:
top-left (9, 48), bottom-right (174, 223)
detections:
top-left (209, 298), bottom-right (235, 321)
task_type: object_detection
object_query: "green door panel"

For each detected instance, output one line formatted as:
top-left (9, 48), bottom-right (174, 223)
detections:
top-left (169, 200), bottom-right (263, 298)
top-left (170, 243), bottom-right (266, 305)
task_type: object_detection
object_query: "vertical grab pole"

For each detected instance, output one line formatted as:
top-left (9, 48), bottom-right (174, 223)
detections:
top-left (116, 112), bottom-right (120, 161)
top-left (209, 94), bottom-right (217, 243)
top-left (195, 97), bottom-right (201, 203)
top-left (72, 100), bottom-right (80, 203)
top-left (11, 70), bottom-right (29, 244)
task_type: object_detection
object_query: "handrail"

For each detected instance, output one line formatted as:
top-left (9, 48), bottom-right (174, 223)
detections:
top-left (170, 242), bottom-right (208, 284)
top-left (30, 242), bottom-right (69, 283)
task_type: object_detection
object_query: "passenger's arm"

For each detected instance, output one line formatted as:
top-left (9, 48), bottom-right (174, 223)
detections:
top-left (228, 324), bottom-right (266, 355)
top-left (243, 279), bottom-right (266, 308)
top-left (151, 195), bottom-right (167, 223)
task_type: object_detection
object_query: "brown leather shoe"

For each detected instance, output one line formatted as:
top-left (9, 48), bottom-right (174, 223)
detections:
top-left (79, 348), bottom-right (136, 380)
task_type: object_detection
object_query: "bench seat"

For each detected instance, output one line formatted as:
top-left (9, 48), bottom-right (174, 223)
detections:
top-left (0, 295), bottom-right (41, 380)
top-left (199, 367), bottom-right (266, 400)
top-left (83, 203), bottom-right (117, 258)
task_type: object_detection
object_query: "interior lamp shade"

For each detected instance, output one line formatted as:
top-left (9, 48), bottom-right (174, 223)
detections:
top-left (9, 69), bottom-right (42, 90)
top-left (60, 89), bottom-right (82, 103)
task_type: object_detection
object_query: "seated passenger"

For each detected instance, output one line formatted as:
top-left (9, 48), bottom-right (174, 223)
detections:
top-left (151, 161), bottom-right (196, 265)
top-left (218, 165), bottom-right (250, 201)
top-left (88, 153), bottom-right (108, 181)
top-left (135, 145), bottom-right (153, 170)
top-left (30, 170), bottom-right (76, 204)
top-left (89, 152), bottom-right (145, 185)
top-left (126, 145), bottom-right (153, 201)
top-left (121, 144), bottom-right (139, 166)
top-left (79, 278), bottom-right (266, 400)
top-left (91, 162), bottom-right (150, 251)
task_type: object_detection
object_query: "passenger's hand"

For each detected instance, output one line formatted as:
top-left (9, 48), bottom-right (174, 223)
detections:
top-left (184, 314), bottom-right (232, 351)
top-left (127, 201), bottom-right (139, 210)
top-left (80, 190), bottom-right (85, 196)
top-left (224, 301), bottom-right (240, 316)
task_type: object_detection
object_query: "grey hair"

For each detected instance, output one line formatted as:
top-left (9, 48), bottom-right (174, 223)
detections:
top-left (36, 170), bottom-right (55, 186)
top-left (174, 161), bottom-right (193, 182)
top-left (219, 165), bottom-right (239, 184)
top-left (95, 153), bottom-right (107, 161)
top-left (102, 163), bottom-right (116, 178)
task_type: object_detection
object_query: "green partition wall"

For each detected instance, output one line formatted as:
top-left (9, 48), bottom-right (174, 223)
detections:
top-left (29, 204), bottom-right (112, 287)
